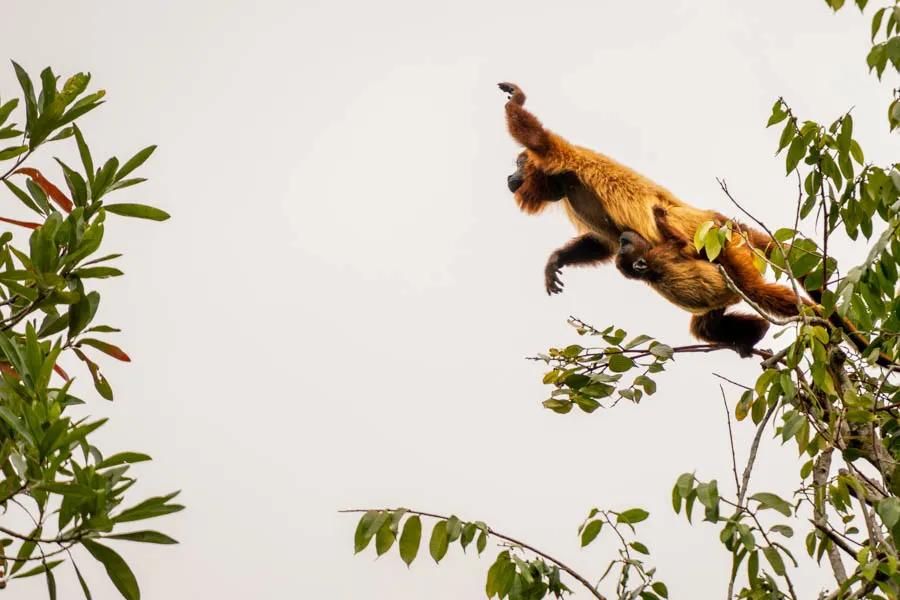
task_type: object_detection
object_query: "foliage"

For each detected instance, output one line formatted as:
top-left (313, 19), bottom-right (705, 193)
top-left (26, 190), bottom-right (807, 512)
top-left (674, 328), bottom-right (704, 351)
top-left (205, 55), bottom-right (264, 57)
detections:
top-left (349, 3), bottom-right (900, 598)
top-left (0, 62), bottom-right (178, 599)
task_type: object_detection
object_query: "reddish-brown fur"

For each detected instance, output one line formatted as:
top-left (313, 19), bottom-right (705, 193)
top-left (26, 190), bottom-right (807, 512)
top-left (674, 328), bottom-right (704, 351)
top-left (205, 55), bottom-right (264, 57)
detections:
top-left (500, 82), bottom-right (811, 323)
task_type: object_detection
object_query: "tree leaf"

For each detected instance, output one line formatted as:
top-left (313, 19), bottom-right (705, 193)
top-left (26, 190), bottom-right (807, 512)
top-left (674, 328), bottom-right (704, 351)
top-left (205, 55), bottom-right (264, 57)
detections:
top-left (580, 520), bottom-right (603, 546)
top-left (762, 545), bottom-right (786, 576)
top-left (104, 531), bottom-right (177, 544)
top-left (399, 515), bottom-right (421, 566)
top-left (103, 203), bottom-right (169, 221)
top-left (617, 508), bottom-right (649, 524)
top-left (429, 520), bottom-right (449, 563)
top-left (81, 539), bottom-right (140, 600)
top-left (79, 338), bottom-right (131, 362)
top-left (750, 492), bottom-right (792, 517)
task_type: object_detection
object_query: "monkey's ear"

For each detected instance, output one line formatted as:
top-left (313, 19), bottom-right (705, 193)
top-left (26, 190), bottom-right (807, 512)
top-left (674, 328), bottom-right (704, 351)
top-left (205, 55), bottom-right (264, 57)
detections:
top-left (633, 258), bottom-right (649, 273)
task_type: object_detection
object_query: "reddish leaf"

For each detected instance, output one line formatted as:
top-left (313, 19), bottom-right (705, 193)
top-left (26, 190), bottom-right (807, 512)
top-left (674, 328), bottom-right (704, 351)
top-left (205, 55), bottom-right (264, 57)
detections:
top-left (78, 339), bottom-right (130, 362)
top-left (0, 363), bottom-right (19, 379)
top-left (73, 348), bottom-right (113, 400)
top-left (0, 215), bottom-right (40, 229)
top-left (15, 167), bottom-right (73, 212)
top-left (52, 363), bottom-right (70, 381)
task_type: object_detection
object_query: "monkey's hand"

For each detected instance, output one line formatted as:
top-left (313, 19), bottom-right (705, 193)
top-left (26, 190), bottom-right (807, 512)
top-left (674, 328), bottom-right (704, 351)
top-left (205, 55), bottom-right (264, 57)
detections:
top-left (498, 82), bottom-right (526, 106)
top-left (544, 254), bottom-right (565, 295)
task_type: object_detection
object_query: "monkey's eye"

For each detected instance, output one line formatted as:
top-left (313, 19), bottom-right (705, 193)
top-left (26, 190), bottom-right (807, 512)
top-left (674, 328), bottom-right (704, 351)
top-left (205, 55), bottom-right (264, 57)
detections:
top-left (633, 258), bottom-right (648, 272)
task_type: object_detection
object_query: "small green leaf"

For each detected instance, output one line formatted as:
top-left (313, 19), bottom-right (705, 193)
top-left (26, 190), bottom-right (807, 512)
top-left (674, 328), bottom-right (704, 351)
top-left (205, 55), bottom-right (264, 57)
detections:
top-left (103, 203), bottom-right (170, 221)
top-left (0, 145), bottom-right (28, 160)
top-left (399, 515), bottom-right (422, 566)
top-left (785, 136), bottom-right (806, 174)
top-left (354, 510), bottom-right (379, 553)
top-left (429, 520), bottom-right (449, 563)
top-left (104, 531), bottom-right (177, 544)
top-left (608, 353), bottom-right (634, 372)
top-left (580, 520), bottom-right (602, 546)
top-left (750, 492), bottom-right (792, 517)
top-left (617, 508), bottom-right (649, 524)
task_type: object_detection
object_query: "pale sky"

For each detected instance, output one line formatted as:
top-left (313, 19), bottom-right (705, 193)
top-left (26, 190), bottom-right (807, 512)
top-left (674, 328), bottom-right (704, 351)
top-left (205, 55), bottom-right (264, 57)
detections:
top-left (1, 1), bottom-right (898, 598)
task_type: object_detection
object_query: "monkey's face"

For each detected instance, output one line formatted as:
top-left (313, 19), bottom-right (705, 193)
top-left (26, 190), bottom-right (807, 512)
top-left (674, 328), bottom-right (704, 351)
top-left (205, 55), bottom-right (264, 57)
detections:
top-left (616, 231), bottom-right (653, 280)
top-left (507, 152), bottom-right (566, 214)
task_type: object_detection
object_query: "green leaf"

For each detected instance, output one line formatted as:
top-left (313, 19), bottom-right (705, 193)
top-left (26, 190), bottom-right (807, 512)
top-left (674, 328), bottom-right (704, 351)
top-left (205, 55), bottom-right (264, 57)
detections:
top-left (0, 145), bottom-right (28, 160)
top-left (777, 120), bottom-right (795, 153)
top-left (580, 520), bottom-right (602, 546)
top-left (375, 519), bottom-right (395, 556)
top-left (877, 498), bottom-right (900, 528)
top-left (103, 203), bottom-right (169, 221)
top-left (608, 353), bottom-right (634, 372)
top-left (11, 61), bottom-right (37, 134)
top-left (9, 527), bottom-right (41, 575)
top-left (762, 545), bottom-right (786, 576)
top-left (399, 515), bottom-right (421, 566)
top-left (617, 508), bottom-right (649, 524)
top-left (104, 531), bottom-right (177, 544)
top-left (115, 146), bottom-right (156, 182)
top-left (652, 582), bottom-right (669, 598)
top-left (13, 559), bottom-right (63, 579)
top-left (785, 136), bottom-right (806, 174)
top-left (429, 520), bottom-right (449, 563)
top-left (73, 561), bottom-right (93, 599)
top-left (872, 7), bottom-right (887, 41)
top-left (0, 406), bottom-right (36, 448)
top-left (81, 539), bottom-right (140, 600)
top-left (97, 452), bottom-right (151, 469)
top-left (354, 510), bottom-right (379, 553)
top-left (72, 125), bottom-right (93, 187)
top-left (630, 541), bottom-right (649, 554)
top-left (750, 492), bottom-right (792, 517)
top-left (476, 530), bottom-right (487, 554)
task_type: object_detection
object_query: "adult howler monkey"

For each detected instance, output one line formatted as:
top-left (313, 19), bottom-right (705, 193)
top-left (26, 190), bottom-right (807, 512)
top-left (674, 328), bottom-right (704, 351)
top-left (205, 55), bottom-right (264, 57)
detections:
top-left (501, 82), bottom-right (895, 365)
top-left (499, 81), bottom-right (804, 320)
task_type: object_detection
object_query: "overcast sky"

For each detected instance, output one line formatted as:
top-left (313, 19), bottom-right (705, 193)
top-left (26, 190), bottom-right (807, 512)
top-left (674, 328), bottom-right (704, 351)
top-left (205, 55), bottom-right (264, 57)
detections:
top-left (1, 1), bottom-right (898, 598)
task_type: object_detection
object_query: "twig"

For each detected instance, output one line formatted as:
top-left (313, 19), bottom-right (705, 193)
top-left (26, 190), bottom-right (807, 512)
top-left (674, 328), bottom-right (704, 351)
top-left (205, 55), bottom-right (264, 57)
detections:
top-left (721, 386), bottom-right (742, 498)
top-left (713, 373), bottom-right (751, 390)
top-left (339, 508), bottom-right (608, 600)
top-left (737, 396), bottom-right (779, 508)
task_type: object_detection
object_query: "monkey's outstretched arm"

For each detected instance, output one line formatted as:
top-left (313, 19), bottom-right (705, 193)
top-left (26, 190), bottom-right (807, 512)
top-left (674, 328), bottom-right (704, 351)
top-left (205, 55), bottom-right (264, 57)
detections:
top-left (498, 82), bottom-right (579, 172)
top-left (545, 233), bottom-right (616, 295)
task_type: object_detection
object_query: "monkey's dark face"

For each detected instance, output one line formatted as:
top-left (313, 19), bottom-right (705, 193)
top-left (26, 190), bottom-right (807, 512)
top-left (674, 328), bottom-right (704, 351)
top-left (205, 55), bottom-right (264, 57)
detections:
top-left (616, 231), bottom-right (654, 281)
top-left (508, 152), bottom-right (566, 214)
top-left (507, 154), bottom-right (528, 193)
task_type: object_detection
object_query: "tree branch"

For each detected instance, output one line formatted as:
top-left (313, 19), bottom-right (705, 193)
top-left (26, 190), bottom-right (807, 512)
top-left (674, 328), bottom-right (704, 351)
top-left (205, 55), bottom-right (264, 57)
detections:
top-left (339, 508), bottom-right (608, 600)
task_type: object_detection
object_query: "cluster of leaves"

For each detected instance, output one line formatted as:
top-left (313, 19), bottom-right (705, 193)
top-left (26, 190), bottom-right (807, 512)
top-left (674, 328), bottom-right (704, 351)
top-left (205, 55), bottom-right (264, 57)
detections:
top-left (352, 506), bottom-right (668, 600)
top-left (577, 507), bottom-right (669, 599)
top-left (350, 3), bottom-right (900, 598)
top-left (824, 0), bottom-right (900, 130)
top-left (532, 318), bottom-right (672, 415)
top-left (0, 62), bottom-right (177, 599)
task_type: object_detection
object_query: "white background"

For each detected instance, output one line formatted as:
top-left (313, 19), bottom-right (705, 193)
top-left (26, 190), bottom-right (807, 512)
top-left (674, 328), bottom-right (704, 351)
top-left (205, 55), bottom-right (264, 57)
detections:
top-left (1, 0), bottom-right (898, 598)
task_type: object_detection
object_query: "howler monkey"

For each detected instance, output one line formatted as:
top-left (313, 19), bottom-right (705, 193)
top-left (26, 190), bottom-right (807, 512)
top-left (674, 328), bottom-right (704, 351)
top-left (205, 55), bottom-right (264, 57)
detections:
top-left (499, 82), bottom-right (807, 320)
top-left (501, 82), bottom-right (894, 365)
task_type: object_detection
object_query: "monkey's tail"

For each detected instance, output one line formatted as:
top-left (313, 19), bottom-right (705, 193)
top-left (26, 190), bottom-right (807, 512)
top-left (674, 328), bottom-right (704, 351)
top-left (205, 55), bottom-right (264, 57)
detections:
top-left (731, 222), bottom-right (896, 369)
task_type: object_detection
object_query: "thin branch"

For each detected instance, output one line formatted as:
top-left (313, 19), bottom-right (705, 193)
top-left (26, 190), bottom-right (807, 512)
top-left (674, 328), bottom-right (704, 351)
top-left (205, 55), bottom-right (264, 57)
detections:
top-left (713, 373), bottom-right (751, 390)
top-left (721, 386), bottom-right (741, 498)
top-left (339, 508), bottom-right (608, 600)
top-left (737, 396), bottom-right (778, 508)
